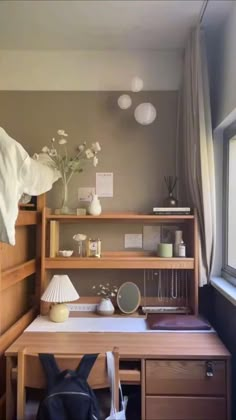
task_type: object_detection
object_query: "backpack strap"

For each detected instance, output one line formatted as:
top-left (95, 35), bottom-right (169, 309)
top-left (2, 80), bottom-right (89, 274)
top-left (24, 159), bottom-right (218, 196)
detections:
top-left (39, 353), bottom-right (60, 389)
top-left (76, 354), bottom-right (99, 380)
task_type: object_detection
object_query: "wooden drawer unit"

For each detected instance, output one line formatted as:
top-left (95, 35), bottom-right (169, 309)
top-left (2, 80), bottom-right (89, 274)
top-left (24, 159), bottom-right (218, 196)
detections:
top-left (146, 360), bottom-right (226, 396)
top-left (145, 396), bottom-right (226, 420)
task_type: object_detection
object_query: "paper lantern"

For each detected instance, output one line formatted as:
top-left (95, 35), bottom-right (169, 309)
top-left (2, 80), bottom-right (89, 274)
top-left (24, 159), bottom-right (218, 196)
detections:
top-left (117, 94), bottom-right (132, 110)
top-left (134, 103), bottom-right (157, 125)
top-left (131, 76), bottom-right (144, 93)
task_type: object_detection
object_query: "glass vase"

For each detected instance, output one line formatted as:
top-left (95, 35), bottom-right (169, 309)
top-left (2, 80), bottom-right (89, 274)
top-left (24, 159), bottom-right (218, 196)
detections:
top-left (76, 240), bottom-right (84, 257)
top-left (60, 178), bottom-right (71, 214)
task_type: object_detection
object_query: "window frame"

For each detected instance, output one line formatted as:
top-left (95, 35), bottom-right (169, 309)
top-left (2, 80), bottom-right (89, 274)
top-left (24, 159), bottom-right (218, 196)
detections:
top-left (222, 124), bottom-right (236, 285)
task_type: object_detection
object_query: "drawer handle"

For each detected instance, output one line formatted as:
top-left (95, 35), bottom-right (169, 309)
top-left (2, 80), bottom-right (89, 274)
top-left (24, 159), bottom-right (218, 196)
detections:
top-left (206, 361), bottom-right (214, 377)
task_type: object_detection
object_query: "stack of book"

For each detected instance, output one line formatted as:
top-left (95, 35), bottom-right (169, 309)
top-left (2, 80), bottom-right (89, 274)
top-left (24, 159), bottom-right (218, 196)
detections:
top-left (152, 207), bottom-right (191, 215)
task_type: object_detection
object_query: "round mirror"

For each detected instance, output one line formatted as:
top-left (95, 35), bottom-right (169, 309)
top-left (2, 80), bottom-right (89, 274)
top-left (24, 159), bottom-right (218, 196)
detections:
top-left (117, 282), bottom-right (141, 314)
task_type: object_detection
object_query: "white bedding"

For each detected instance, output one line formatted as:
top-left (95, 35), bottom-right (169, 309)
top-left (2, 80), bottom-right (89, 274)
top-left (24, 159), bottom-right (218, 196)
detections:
top-left (0, 127), bottom-right (60, 245)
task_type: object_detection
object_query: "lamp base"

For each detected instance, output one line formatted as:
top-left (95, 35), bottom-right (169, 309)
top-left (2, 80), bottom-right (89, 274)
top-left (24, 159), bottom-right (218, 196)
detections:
top-left (49, 303), bottom-right (69, 323)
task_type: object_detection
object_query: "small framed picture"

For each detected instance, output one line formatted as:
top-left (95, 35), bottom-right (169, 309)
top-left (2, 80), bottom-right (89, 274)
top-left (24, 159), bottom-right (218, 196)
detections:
top-left (143, 225), bottom-right (161, 251)
top-left (86, 238), bottom-right (101, 258)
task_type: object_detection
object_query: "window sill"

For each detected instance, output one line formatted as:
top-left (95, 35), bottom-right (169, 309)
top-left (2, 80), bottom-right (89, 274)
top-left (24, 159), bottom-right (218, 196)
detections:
top-left (211, 276), bottom-right (236, 306)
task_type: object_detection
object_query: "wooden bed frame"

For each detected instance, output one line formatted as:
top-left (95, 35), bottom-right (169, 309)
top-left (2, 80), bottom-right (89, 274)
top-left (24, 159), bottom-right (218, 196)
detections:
top-left (0, 194), bottom-right (45, 416)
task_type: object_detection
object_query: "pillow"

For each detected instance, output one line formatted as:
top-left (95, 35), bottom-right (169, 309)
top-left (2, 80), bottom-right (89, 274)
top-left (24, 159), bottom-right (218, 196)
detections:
top-left (146, 314), bottom-right (211, 330)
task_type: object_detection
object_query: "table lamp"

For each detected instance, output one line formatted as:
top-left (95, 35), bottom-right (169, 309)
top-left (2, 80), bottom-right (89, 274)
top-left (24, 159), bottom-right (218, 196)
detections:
top-left (41, 274), bottom-right (79, 322)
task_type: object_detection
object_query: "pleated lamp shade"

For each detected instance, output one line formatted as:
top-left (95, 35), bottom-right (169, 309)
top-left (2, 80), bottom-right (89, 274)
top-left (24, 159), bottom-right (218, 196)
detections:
top-left (41, 275), bottom-right (79, 303)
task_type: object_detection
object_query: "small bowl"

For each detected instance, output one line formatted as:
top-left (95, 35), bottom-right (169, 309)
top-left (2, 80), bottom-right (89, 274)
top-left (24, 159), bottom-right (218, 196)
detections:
top-left (58, 250), bottom-right (74, 257)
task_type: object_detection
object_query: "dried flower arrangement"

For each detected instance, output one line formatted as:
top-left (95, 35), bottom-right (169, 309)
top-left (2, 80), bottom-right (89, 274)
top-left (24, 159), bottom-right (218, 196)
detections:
top-left (92, 283), bottom-right (118, 299)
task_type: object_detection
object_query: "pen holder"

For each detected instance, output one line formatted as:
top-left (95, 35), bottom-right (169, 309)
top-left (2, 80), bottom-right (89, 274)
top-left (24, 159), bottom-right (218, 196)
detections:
top-left (157, 243), bottom-right (173, 258)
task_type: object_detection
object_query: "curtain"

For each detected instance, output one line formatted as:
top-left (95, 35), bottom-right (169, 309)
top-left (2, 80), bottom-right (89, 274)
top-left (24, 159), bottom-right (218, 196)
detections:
top-left (179, 26), bottom-right (216, 286)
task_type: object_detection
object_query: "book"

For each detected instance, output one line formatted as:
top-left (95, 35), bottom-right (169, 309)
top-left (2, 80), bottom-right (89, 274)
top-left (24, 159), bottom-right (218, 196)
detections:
top-left (49, 220), bottom-right (60, 257)
top-left (153, 207), bottom-right (191, 215)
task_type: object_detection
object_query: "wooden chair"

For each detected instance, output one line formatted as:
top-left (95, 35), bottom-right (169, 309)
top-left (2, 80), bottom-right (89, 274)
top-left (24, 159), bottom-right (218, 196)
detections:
top-left (17, 346), bottom-right (119, 420)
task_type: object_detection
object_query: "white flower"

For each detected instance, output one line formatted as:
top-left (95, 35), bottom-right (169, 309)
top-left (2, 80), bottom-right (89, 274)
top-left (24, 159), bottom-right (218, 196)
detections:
top-left (35, 132), bottom-right (101, 186)
top-left (85, 149), bottom-right (94, 159)
top-left (49, 149), bottom-right (57, 157)
top-left (73, 233), bottom-right (87, 241)
top-left (58, 138), bottom-right (67, 145)
top-left (92, 142), bottom-right (101, 153)
top-left (93, 156), bottom-right (98, 167)
top-left (57, 129), bottom-right (68, 136)
top-left (78, 144), bottom-right (85, 152)
top-left (42, 146), bottom-right (50, 153)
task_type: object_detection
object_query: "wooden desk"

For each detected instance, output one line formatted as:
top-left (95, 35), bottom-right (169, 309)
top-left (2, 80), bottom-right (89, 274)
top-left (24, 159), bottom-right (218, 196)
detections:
top-left (5, 331), bottom-right (231, 420)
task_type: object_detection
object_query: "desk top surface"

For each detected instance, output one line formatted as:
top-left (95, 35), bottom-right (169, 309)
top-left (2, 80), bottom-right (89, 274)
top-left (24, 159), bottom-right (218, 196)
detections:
top-left (23, 316), bottom-right (213, 333)
top-left (5, 330), bottom-right (230, 359)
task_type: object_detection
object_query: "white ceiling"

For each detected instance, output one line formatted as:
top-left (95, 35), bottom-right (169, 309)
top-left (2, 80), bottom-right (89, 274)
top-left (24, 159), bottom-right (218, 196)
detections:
top-left (0, 0), bottom-right (232, 51)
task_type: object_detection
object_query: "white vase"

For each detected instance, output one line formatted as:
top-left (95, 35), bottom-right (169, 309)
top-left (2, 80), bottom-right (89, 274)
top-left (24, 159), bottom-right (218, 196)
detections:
top-left (88, 194), bottom-right (102, 216)
top-left (97, 298), bottom-right (115, 316)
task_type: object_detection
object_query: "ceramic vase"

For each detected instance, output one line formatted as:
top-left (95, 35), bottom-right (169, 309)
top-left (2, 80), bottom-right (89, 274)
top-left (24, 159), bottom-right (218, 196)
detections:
top-left (97, 298), bottom-right (115, 316)
top-left (88, 194), bottom-right (102, 216)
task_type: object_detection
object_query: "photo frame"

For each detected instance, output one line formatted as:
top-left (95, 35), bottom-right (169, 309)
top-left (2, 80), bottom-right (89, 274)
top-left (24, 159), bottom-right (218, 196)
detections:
top-left (143, 225), bottom-right (161, 251)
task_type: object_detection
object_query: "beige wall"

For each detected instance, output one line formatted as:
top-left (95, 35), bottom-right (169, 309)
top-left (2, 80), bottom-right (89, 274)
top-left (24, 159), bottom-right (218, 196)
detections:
top-left (0, 50), bottom-right (182, 91)
top-left (0, 90), bottom-right (178, 296)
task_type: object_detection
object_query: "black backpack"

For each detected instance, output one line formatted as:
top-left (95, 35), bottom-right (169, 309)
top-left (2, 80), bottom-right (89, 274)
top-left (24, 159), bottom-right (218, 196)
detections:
top-left (36, 353), bottom-right (101, 420)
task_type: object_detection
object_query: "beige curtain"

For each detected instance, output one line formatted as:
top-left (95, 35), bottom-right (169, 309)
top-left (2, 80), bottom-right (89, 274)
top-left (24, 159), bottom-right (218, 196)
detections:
top-left (179, 26), bottom-right (216, 286)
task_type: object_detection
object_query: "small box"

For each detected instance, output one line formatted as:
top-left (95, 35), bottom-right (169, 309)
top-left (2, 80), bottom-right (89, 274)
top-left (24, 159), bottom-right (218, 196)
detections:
top-left (76, 208), bottom-right (87, 216)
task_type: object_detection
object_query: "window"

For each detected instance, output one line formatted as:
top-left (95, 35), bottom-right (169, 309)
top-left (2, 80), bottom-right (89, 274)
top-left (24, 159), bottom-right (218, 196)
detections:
top-left (222, 126), bottom-right (236, 285)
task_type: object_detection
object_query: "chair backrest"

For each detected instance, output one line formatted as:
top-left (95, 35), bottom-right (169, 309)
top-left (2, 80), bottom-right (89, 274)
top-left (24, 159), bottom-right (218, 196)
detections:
top-left (17, 346), bottom-right (119, 420)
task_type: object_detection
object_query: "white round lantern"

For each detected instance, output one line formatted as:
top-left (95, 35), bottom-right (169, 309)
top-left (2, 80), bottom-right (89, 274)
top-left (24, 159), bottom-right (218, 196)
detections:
top-left (131, 76), bottom-right (144, 93)
top-left (117, 94), bottom-right (132, 110)
top-left (134, 103), bottom-right (157, 125)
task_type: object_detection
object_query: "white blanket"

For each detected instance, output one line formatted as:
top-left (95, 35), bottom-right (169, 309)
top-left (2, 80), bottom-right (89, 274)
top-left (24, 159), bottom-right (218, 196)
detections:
top-left (0, 127), bottom-right (60, 245)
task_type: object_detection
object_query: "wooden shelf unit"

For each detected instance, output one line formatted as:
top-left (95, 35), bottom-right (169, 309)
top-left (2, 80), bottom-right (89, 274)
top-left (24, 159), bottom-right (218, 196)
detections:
top-left (40, 207), bottom-right (199, 315)
top-left (46, 211), bottom-right (194, 222)
top-left (45, 255), bottom-right (194, 270)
